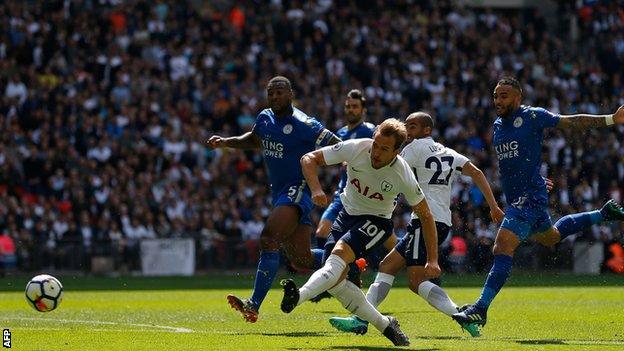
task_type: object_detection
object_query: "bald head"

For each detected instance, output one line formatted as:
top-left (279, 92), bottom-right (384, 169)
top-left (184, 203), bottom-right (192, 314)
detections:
top-left (407, 112), bottom-right (434, 129)
top-left (405, 112), bottom-right (434, 142)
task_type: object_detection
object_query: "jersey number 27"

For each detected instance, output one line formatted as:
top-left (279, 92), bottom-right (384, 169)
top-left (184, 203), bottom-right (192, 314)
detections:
top-left (425, 156), bottom-right (454, 185)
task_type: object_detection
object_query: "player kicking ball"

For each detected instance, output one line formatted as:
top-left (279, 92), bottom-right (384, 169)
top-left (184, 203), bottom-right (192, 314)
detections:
top-left (452, 77), bottom-right (624, 330)
top-left (279, 119), bottom-right (440, 346)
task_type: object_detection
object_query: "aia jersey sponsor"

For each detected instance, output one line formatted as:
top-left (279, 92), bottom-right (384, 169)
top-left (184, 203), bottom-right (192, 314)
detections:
top-left (321, 139), bottom-right (425, 218)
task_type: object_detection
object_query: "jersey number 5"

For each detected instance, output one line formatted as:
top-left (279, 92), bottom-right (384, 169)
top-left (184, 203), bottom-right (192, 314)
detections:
top-left (425, 156), bottom-right (454, 185)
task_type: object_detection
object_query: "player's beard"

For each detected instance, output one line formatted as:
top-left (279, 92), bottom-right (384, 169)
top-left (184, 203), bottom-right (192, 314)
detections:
top-left (271, 101), bottom-right (290, 116)
top-left (497, 105), bottom-right (513, 117)
top-left (346, 113), bottom-right (362, 125)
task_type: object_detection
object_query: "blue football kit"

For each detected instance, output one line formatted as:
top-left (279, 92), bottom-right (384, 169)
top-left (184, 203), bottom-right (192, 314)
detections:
top-left (493, 105), bottom-right (560, 240)
top-left (253, 107), bottom-right (334, 225)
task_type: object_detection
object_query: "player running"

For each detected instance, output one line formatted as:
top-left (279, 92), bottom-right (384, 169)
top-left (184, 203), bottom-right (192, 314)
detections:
top-left (207, 76), bottom-right (340, 323)
top-left (279, 118), bottom-right (440, 346)
top-left (328, 112), bottom-right (505, 337)
top-left (452, 77), bottom-right (624, 330)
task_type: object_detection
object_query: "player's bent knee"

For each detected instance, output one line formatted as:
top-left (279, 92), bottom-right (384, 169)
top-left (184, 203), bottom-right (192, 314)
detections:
top-left (315, 221), bottom-right (331, 239)
top-left (407, 268), bottom-right (426, 294)
top-left (492, 242), bottom-right (515, 256)
top-left (408, 279), bottom-right (424, 294)
top-left (287, 253), bottom-right (314, 271)
top-left (378, 250), bottom-right (405, 275)
top-left (260, 235), bottom-right (279, 250)
top-left (378, 259), bottom-right (402, 276)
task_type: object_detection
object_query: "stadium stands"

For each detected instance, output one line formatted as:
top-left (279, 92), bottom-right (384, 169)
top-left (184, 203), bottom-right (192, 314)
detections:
top-left (0, 0), bottom-right (622, 273)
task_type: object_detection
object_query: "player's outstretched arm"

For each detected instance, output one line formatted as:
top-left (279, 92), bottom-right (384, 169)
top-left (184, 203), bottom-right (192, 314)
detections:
top-left (206, 132), bottom-right (261, 150)
top-left (411, 199), bottom-right (441, 279)
top-left (557, 104), bottom-right (624, 129)
top-left (462, 162), bottom-right (504, 223)
top-left (301, 150), bottom-right (329, 207)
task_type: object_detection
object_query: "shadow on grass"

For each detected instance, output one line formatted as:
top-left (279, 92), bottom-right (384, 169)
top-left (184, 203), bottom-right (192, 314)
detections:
top-left (414, 335), bottom-right (624, 346)
top-left (247, 331), bottom-right (331, 337)
top-left (325, 347), bottom-right (439, 351)
top-left (514, 339), bottom-right (624, 346)
top-left (412, 335), bottom-right (466, 341)
top-left (516, 339), bottom-right (566, 345)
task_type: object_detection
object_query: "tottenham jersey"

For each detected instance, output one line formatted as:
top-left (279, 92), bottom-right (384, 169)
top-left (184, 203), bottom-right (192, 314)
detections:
top-left (492, 105), bottom-right (560, 205)
top-left (321, 139), bottom-right (425, 218)
top-left (401, 137), bottom-right (469, 226)
top-left (334, 122), bottom-right (376, 193)
top-left (253, 107), bottom-right (334, 195)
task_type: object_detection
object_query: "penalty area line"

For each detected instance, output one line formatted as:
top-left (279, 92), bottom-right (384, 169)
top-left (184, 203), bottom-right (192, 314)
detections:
top-left (5, 317), bottom-right (193, 333)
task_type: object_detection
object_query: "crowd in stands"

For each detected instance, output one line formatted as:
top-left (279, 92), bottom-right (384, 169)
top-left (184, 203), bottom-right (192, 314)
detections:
top-left (1, 0), bottom-right (623, 274)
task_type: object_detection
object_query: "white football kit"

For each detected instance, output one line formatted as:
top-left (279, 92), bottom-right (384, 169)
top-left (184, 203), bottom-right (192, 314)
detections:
top-left (321, 139), bottom-right (425, 219)
top-left (401, 137), bottom-right (469, 226)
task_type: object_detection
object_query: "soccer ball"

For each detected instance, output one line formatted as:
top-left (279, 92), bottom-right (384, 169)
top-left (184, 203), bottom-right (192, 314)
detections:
top-left (25, 274), bottom-right (64, 312)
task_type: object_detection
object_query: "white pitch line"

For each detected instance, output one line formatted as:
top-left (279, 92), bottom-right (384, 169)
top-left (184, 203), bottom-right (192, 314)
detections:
top-left (5, 317), bottom-right (193, 333)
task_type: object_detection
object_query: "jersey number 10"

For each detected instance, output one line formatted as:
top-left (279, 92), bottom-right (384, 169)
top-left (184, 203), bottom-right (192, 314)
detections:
top-left (359, 220), bottom-right (387, 250)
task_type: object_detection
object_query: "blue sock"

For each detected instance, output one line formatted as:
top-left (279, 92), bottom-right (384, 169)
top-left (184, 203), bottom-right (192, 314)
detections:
top-left (249, 251), bottom-right (280, 310)
top-left (554, 210), bottom-right (602, 239)
top-left (316, 237), bottom-right (326, 249)
top-left (310, 248), bottom-right (324, 270)
top-left (475, 255), bottom-right (513, 310)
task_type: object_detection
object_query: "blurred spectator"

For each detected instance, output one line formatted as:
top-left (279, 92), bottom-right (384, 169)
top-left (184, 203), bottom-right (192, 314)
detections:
top-left (605, 242), bottom-right (624, 274)
top-left (449, 234), bottom-right (468, 274)
top-left (0, 232), bottom-right (17, 275)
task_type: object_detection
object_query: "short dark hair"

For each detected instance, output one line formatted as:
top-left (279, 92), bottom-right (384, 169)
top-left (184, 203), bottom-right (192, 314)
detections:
top-left (496, 76), bottom-right (522, 96)
top-left (347, 89), bottom-right (366, 108)
top-left (267, 76), bottom-right (292, 90)
top-left (376, 118), bottom-right (407, 150)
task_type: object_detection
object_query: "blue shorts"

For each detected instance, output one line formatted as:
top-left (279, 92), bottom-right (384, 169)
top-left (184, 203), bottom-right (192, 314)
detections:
top-left (325, 209), bottom-right (393, 259)
top-left (320, 193), bottom-right (343, 222)
top-left (500, 193), bottom-right (552, 241)
top-left (272, 181), bottom-right (314, 226)
top-left (396, 219), bottom-right (451, 266)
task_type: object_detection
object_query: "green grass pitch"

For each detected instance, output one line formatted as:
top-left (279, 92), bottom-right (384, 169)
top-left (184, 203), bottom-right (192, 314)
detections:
top-left (1, 273), bottom-right (623, 350)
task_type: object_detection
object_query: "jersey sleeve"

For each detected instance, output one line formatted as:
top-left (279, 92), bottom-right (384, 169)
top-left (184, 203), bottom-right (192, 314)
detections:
top-left (251, 111), bottom-right (267, 136)
top-left (303, 117), bottom-right (335, 147)
top-left (400, 161), bottom-right (426, 206)
top-left (321, 139), bottom-right (361, 165)
top-left (450, 149), bottom-right (470, 171)
top-left (399, 142), bottom-right (421, 168)
top-left (532, 107), bottom-right (561, 129)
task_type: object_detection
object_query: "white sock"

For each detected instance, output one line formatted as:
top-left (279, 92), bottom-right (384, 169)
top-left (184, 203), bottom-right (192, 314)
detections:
top-left (298, 254), bottom-right (347, 305)
top-left (365, 272), bottom-right (395, 308)
top-left (329, 279), bottom-right (390, 332)
top-left (417, 280), bottom-right (458, 316)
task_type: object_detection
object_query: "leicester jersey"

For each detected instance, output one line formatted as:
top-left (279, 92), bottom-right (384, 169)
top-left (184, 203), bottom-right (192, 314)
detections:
top-left (253, 107), bottom-right (334, 195)
top-left (492, 105), bottom-right (560, 206)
